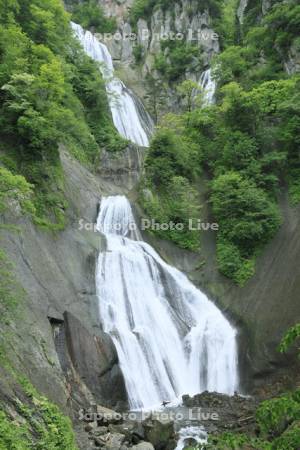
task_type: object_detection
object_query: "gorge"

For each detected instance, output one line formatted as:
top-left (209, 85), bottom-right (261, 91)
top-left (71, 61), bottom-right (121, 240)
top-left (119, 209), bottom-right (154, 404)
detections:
top-left (0, 0), bottom-right (299, 449)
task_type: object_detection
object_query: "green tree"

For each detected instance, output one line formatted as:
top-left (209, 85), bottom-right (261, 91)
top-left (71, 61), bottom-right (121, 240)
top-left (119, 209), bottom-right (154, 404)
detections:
top-left (177, 79), bottom-right (203, 113)
top-left (211, 172), bottom-right (281, 253)
top-left (72, 0), bottom-right (117, 33)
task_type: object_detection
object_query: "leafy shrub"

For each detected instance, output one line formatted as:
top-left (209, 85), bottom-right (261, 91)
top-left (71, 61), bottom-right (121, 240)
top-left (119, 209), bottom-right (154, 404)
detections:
top-left (72, 0), bottom-right (117, 33)
top-left (133, 44), bottom-right (144, 63)
top-left (0, 166), bottom-right (35, 215)
top-left (256, 391), bottom-right (300, 436)
top-left (154, 40), bottom-right (202, 82)
top-left (279, 324), bottom-right (300, 355)
top-left (205, 390), bottom-right (300, 449)
top-left (211, 172), bottom-right (281, 256)
top-left (141, 176), bottom-right (200, 251)
top-left (216, 240), bottom-right (255, 286)
top-left (0, 377), bottom-right (78, 450)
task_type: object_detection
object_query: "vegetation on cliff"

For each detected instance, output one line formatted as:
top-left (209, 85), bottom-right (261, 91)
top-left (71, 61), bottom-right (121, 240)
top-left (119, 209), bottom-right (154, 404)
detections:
top-left (71, 0), bottom-right (117, 33)
top-left (0, 375), bottom-right (78, 450)
top-left (205, 323), bottom-right (300, 449)
top-left (130, 0), bottom-right (221, 27)
top-left (0, 0), bottom-right (124, 230)
top-left (140, 0), bottom-right (300, 285)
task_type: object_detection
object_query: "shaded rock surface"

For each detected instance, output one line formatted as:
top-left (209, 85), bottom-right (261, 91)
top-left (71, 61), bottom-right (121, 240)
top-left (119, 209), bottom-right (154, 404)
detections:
top-left (98, 144), bottom-right (145, 191)
top-left (64, 312), bottom-right (127, 408)
top-left (0, 147), bottom-right (135, 422)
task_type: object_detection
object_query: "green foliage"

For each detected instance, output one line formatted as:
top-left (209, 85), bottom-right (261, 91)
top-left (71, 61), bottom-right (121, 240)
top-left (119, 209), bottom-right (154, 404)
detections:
top-left (15, 0), bottom-right (72, 55)
top-left (177, 80), bottom-right (203, 113)
top-left (205, 432), bottom-right (271, 449)
top-left (145, 126), bottom-right (200, 188)
top-left (133, 44), bottom-right (144, 64)
top-left (279, 323), bottom-right (300, 355)
top-left (273, 420), bottom-right (300, 450)
top-left (154, 40), bottom-right (202, 82)
top-left (214, 0), bottom-right (300, 90)
top-left (143, 71), bottom-right (298, 284)
top-left (256, 390), bottom-right (300, 437)
top-left (216, 240), bottom-right (255, 286)
top-left (0, 410), bottom-right (29, 450)
top-left (0, 0), bottom-right (124, 229)
top-left (0, 377), bottom-right (78, 450)
top-left (205, 390), bottom-right (300, 449)
top-left (213, 0), bottom-right (239, 49)
top-left (141, 176), bottom-right (200, 251)
top-left (0, 166), bottom-right (35, 214)
top-left (211, 172), bottom-right (281, 284)
top-left (72, 0), bottom-right (117, 33)
top-left (130, 0), bottom-right (221, 26)
top-left (211, 172), bottom-right (281, 253)
top-left (129, 0), bottom-right (181, 26)
top-left (0, 249), bottom-right (25, 323)
top-left (141, 125), bottom-right (201, 250)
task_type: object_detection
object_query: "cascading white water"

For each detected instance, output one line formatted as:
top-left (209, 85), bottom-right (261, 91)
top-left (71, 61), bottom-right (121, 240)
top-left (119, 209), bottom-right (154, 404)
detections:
top-left (96, 196), bottom-right (238, 410)
top-left (71, 22), bottom-right (153, 147)
top-left (175, 426), bottom-right (207, 450)
top-left (199, 69), bottom-right (216, 105)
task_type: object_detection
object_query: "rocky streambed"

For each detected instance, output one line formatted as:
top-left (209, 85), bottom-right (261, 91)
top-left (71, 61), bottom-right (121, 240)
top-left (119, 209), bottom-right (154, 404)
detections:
top-left (75, 392), bottom-right (258, 450)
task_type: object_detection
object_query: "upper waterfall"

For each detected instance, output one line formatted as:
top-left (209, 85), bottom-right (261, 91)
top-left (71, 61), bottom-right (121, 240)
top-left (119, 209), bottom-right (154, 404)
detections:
top-left (96, 196), bottom-right (239, 410)
top-left (71, 22), bottom-right (153, 147)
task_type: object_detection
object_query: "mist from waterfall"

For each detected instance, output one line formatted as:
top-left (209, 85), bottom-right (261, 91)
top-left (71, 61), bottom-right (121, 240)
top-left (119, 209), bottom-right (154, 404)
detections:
top-left (71, 22), bottom-right (153, 147)
top-left (96, 196), bottom-right (238, 411)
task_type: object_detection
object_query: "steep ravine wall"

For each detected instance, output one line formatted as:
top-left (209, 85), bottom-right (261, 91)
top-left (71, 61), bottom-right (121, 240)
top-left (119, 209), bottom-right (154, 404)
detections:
top-left (97, 0), bottom-right (219, 115)
top-left (0, 145), bottom-right (145, 421)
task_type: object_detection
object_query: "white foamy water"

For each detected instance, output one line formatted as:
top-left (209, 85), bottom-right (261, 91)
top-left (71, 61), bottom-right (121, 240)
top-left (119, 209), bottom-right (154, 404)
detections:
top-left (71, 22), bottom-right (153, 147)
top-left (199, 69), bottom-right (216, 105)
top-left (96, 196), bottom-right (238, 411)
top-left (175, 426), bottom-right (207, 450)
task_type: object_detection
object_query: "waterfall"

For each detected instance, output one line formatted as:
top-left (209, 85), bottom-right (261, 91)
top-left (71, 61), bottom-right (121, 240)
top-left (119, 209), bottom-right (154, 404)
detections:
top-left (71, 22), bottom-right (153, 147)
top-left (175, 426), bottom-right (207, 450)
top-left (199, 69), bottom-right (216, 105)
top-left (96, 196), bottom-right (239, 410)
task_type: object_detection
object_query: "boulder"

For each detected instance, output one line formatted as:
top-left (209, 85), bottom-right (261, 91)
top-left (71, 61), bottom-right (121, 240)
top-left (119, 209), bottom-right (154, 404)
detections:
top-left (143, 418), bottom-right (176, 450)
top-left (132, 442), bottom-right (155, 450)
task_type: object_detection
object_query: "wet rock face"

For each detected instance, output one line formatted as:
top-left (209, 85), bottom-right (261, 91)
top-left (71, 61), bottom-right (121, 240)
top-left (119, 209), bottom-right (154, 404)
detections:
top-left (98, 144), bottom-right (146, 191)
top-left (98, 0), bottom-right (219, 115)
top-left (101, 0), bottom-right (219, 66)
top-left (0, 148), bottom-right (132, 416)
top-left (182, 392), bottom-right (259, 436)
top-left (64, 312), bottom-right (128, 408)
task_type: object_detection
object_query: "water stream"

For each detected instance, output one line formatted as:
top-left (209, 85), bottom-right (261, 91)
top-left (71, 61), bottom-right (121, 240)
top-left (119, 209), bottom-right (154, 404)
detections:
top-left (71, 22), bottom-right (153, 147)
top-left (199, 69), bottom-right (216, 105)
top-left (72, 21), bottom-right (237, 444)
top-left (96, 196), bottom-right (238, 411)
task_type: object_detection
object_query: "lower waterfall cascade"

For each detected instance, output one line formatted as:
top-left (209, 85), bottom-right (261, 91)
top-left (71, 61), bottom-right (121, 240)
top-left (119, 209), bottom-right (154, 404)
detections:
top-left (96, 196), bottom-right (239, 411)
